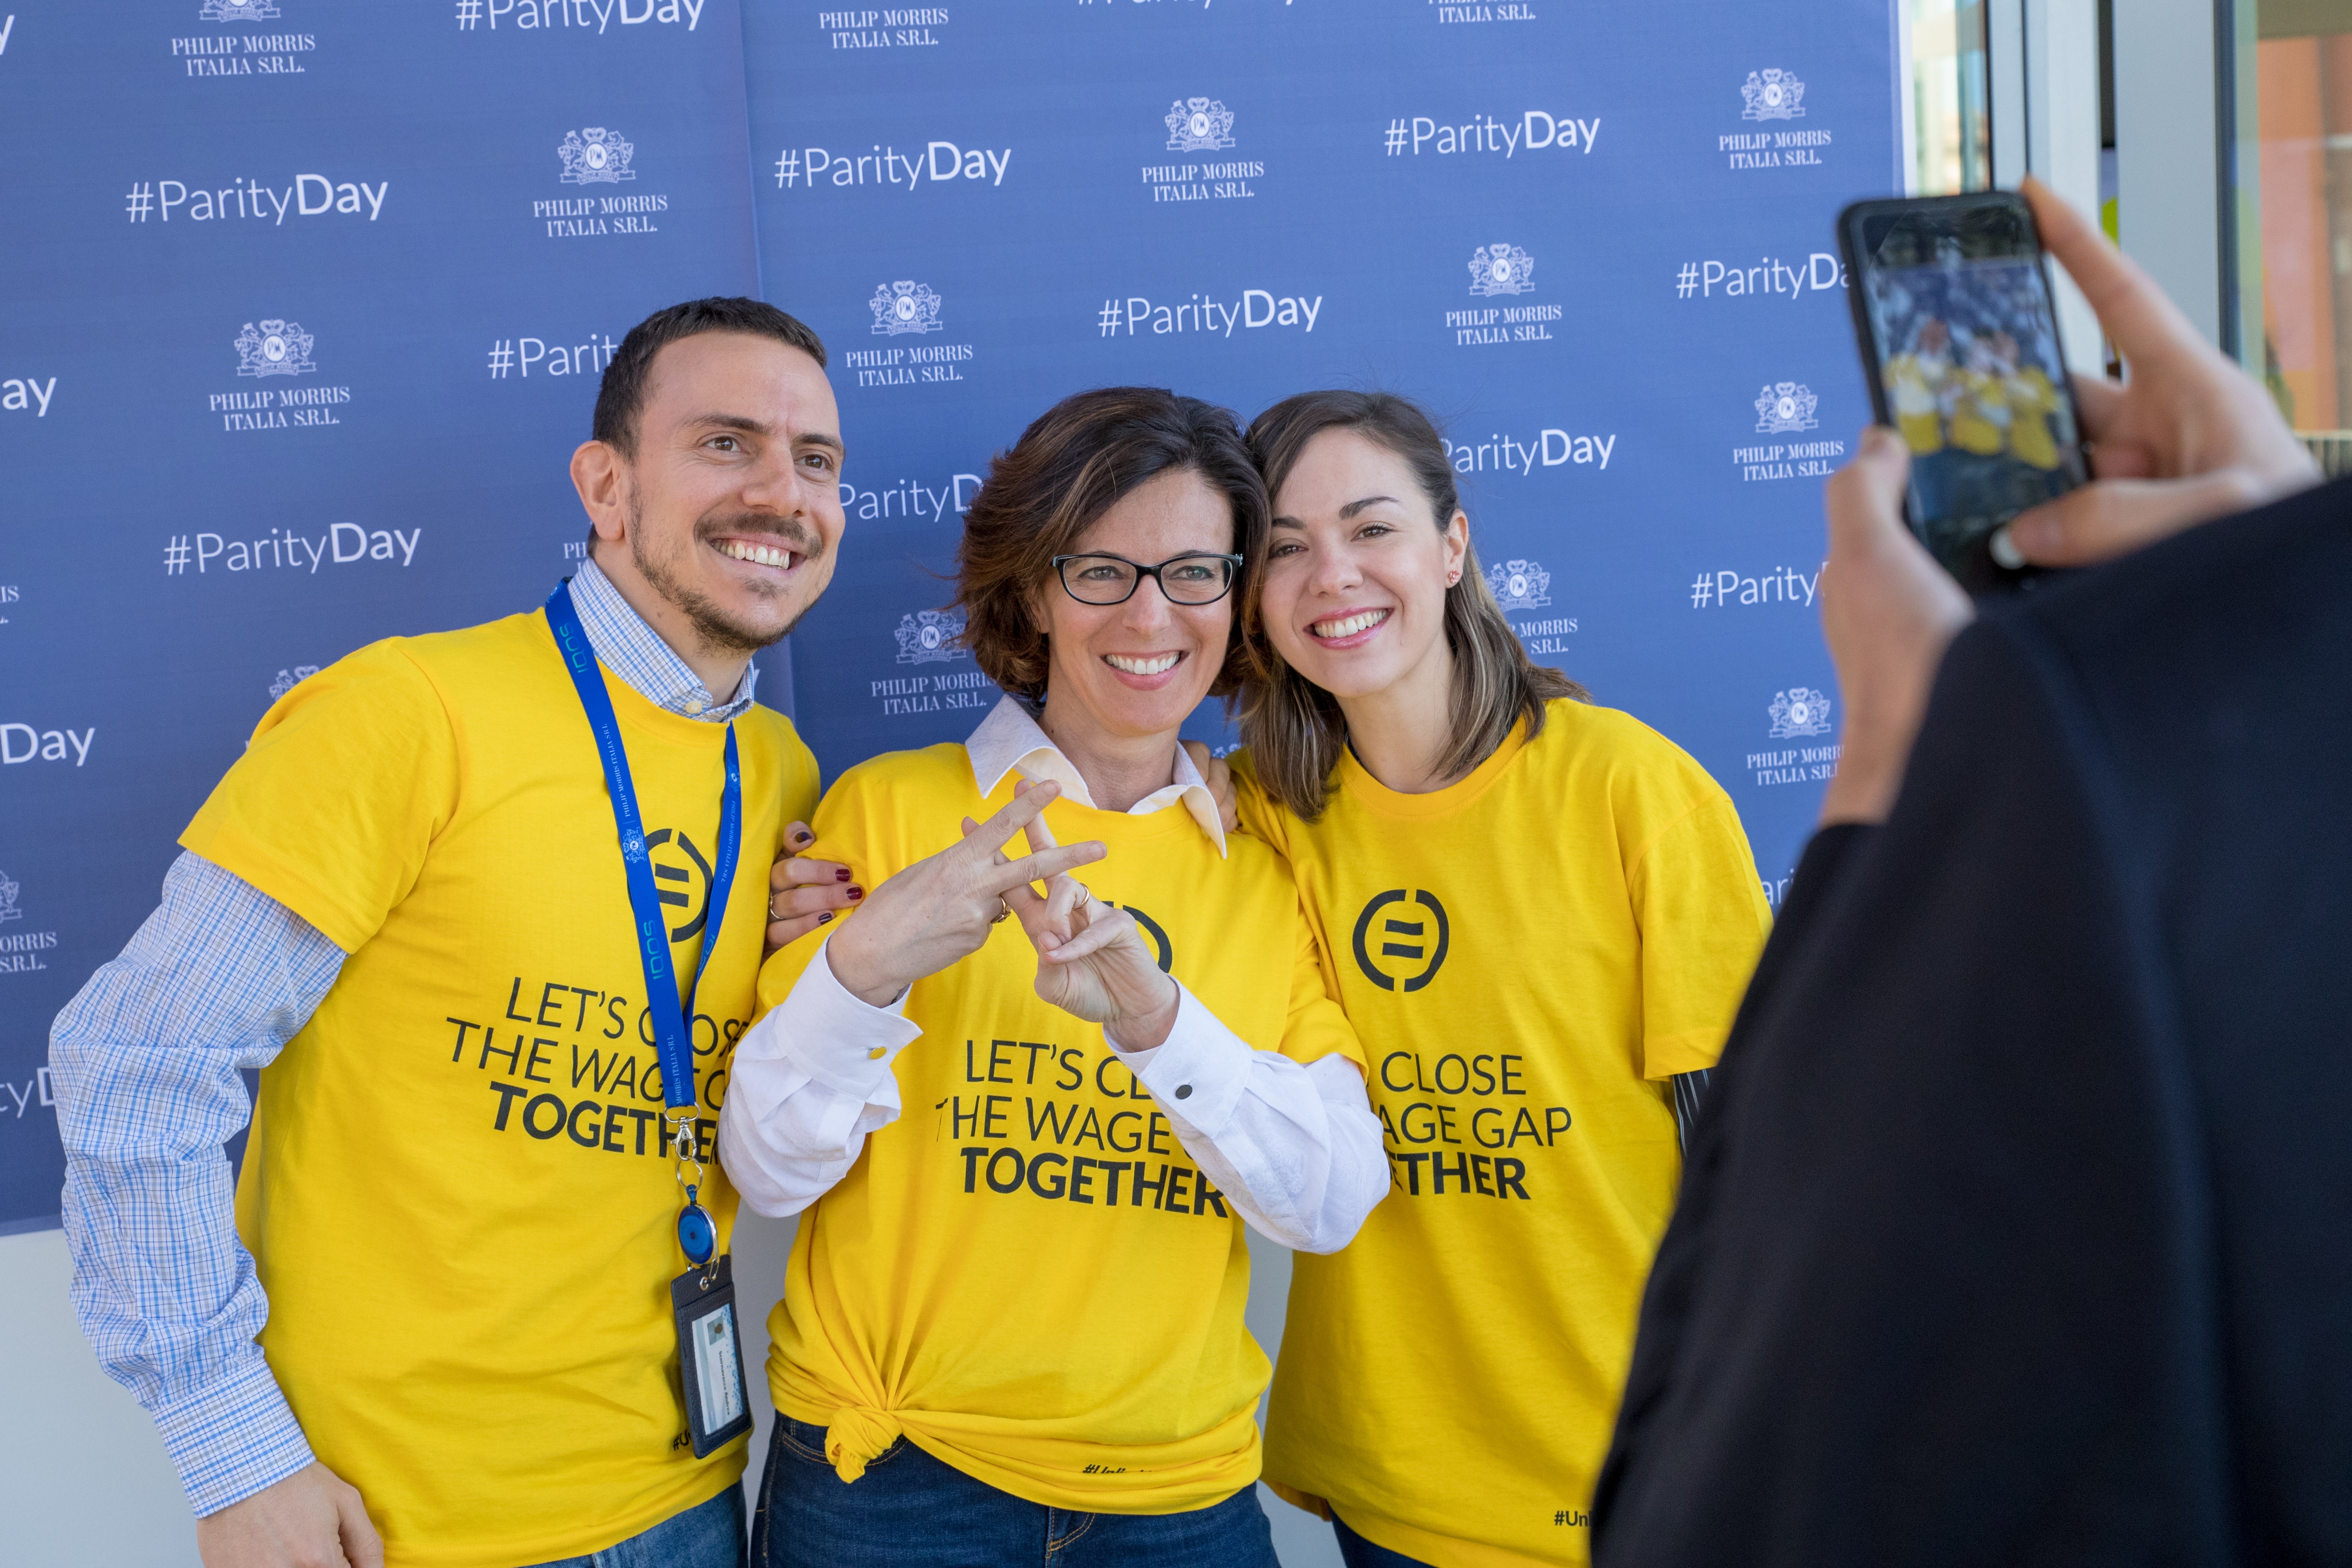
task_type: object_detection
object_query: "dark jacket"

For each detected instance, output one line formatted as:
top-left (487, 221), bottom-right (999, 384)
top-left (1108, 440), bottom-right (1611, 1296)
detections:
top-left (1593, 477), bottom-right (2352, 1566)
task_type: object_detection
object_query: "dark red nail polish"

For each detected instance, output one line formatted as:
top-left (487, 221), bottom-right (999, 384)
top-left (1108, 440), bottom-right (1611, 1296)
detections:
top-left (819, 911), bottom-right (834, 924)
top-left (847, 886), bottom-right (864, 900)
top-left (835, 867), bottom-right (851, 882)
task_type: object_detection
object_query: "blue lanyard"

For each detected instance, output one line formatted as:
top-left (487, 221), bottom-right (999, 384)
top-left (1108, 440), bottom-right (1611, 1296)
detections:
top-left (544, 581), bottom-right (741, 1266)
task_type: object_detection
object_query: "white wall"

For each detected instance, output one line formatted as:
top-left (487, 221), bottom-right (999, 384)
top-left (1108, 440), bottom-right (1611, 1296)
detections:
top-left (2114, 0), bottom-right (2224, 345)
top-left (0, 1219), bottom-right (1340, 1568)
top-left (0, 1226), bottom-right (207, 1567)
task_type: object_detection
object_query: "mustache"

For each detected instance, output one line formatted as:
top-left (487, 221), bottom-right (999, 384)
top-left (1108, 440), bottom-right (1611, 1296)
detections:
top-left (696, 511), bottom-right (826, 562)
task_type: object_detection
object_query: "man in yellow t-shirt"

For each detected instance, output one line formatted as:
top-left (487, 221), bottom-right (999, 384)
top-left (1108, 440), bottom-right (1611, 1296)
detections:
top-left (49, 299), bottom-right (859, 1568)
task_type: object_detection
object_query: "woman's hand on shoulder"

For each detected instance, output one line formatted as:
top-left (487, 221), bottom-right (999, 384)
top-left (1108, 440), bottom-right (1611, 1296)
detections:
top-left (1182, 739), bottom-right (1240, 836)
top-left (763, 823), bottom-right (860, 953)
top-left (1000, 807), bottom-right (1180, 1051)
top-left (823, 780), bottom-right (1107, 1007)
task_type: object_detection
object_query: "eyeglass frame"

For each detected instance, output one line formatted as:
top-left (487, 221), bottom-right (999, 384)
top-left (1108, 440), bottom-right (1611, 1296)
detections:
top-left (1047, 551), bottom-right (1247, 607)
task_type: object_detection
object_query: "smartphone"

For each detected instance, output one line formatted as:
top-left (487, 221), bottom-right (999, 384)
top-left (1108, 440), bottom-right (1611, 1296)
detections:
top-left (1837, 191), bottom-right (2090, 594)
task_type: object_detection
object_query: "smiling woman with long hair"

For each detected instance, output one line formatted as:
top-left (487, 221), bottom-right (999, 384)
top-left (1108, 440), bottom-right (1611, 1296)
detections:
top-left (1229, 391), bottom-right (1772, 1568)
top-left (715, 387), bottom-right (1387, 1568)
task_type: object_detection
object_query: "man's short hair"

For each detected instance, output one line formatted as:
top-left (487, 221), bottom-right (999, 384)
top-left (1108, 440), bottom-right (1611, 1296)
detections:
top-left (591, 297), bottom-right (827, 459)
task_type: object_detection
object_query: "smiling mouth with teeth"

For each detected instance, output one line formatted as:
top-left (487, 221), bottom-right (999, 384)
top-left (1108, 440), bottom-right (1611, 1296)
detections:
top-left (1104, 652), bottom-right (1182, 675)
top-left (716, 539), bottom-right (799, 569)
top-left (1311, 609), bottom-right (1392, 639)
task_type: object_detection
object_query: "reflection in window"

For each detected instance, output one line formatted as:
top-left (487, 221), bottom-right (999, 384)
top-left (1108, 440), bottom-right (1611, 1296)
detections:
top-left (1910, 0), bottom-right (1992, 195)
top-left (2241, 1), bottom-right (2352, 469)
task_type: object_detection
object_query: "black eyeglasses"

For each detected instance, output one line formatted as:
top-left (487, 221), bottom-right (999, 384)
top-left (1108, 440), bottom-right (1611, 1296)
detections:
top-left (1049, 552), bottom-right (1244, 607)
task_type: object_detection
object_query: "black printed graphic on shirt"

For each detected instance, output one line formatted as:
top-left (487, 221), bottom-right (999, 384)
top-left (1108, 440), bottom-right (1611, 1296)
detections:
top-left (936, 1035), bottom-right (1229, 1220)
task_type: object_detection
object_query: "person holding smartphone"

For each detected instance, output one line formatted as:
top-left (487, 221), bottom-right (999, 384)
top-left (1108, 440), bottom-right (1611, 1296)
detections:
top-left (1226, 390), bottom-right (1773, 1568)
top-left (716, 387), bottom-right (1388, 1567)
top-left (1589, 180), bottom-right (2328, 1566)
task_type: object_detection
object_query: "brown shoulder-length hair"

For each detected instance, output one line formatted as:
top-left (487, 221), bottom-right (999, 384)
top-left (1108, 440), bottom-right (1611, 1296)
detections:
top-left (955, 387), bottom-right (1265, 705)
top-left (1239, 390), bottom-right (1587, 819)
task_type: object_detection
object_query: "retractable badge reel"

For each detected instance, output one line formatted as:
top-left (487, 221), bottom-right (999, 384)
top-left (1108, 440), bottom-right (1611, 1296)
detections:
top-left (675, 1115), bottom-right (718, 1267)
top-left (545, 581), bottom-right (753, 1459)
top-left (668, 1110), bottom-right (750, 1459)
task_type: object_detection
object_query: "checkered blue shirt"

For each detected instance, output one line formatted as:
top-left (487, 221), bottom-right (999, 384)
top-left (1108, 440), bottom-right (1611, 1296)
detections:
top-left (47, 558), bottom-right (753, 1517)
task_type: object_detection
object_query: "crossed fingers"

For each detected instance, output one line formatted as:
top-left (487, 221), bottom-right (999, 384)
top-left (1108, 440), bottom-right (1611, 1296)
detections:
top-left (956, 780), bottom-right (1105, 918)
top-left (1017, 807), bottom-right (1096, 941)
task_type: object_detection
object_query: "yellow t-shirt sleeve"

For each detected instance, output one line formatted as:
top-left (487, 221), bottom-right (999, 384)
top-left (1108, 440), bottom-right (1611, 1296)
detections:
top-left (1226, 747), bottom-right (1292, 857)
top-left (1278, 892), bottom-right (1366, 1075)
top-left (180, 641), bottom-right (459, 955)
top-left (753, 764), bottom-right (894, 1015)
top-left (1227, 753), bottom-right (1359, 1074)
top-left (1627, 794), bottom-right (1773, 1078)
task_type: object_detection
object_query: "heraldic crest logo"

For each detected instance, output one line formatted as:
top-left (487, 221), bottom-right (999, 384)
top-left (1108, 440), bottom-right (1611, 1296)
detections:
top-left (1768, 686), bottom-right (1834, 739)
top-left (1754, 381), bottom-right (1820, 434)
top-left (1165, 96), bottom-right (1236, 152)
top-left (870, 280), bottom-right (944, 335)
top-left (894, 609), bottom-right (968, 665)
top-left (559, 128), bottom-right (636, 185)
top-left (235, 320), bottom-right (317, 379)
top-left (1741, 69), bottom-right (1806, 120)
top-left (1486, 558), bottom-right (1552, 610)
top-left (201, 0), bottom-right (281, 20)
top-left (1468, 243), bottom-right (1536, 297)
top-left (268, 665), bottom-right (322, 701)
top-left (0, 869), bottom-right (21, 925)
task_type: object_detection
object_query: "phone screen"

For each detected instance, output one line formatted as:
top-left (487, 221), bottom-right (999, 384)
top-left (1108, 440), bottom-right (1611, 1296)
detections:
top-left (1843, 195), bottom-right (2088, 591)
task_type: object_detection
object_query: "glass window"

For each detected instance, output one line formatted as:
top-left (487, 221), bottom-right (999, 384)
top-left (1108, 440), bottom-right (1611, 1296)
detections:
top-left (1910, 0), bottom-right (1994, 194)
top-left (2233, 0), bottom-right (2352, 467)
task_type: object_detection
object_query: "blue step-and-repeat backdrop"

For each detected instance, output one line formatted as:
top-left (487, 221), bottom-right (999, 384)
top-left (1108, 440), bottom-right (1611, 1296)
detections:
top-left (0, 0), bottom-right (1900, 1232)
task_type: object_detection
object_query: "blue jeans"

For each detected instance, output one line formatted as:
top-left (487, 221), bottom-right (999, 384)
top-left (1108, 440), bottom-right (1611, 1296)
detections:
top-left (751, 1414), bottom-right (1278, 1567)
top-left (1333, 1511), bottom-right (1438, 1568)
top-left (522, 1484), bottom-right (743, 1568)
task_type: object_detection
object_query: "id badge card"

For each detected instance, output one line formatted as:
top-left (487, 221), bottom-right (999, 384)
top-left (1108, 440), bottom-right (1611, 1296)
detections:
top-left (670, 1253), bottom-right (753, 1458)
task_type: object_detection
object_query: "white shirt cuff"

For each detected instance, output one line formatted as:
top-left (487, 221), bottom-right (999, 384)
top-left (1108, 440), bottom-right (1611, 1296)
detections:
top-left (155, 1355), bottom-right (317, 1518)
top-left (1116, 979), bottom-right (1253, 1134)
top-left (735, 931), bottom-right (922, 1100)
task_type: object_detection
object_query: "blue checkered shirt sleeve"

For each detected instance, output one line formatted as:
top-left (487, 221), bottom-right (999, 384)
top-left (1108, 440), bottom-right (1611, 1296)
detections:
top-left (50, 850), bottom-right (346, 1516)
top-left (48, 565), bottom-right (743, 1519)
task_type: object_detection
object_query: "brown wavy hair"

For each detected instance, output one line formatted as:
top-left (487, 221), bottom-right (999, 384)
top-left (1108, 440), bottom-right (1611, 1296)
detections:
top-left (1239, 390), bottom-right (1587, 819)
top-left (954, 387), bottom-right (1265, 705)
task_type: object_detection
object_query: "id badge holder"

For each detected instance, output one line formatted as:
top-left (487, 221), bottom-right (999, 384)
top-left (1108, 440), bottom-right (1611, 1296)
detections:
top-left (670, 1253), bottom-right (753, 1458)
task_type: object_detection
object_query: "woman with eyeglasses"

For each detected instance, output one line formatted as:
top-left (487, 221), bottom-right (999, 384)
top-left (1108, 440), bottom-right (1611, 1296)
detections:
top-left (716, 387), bottom-right (1386, 1568)
top-left (1230, 392), bottom-right (1773, 1568)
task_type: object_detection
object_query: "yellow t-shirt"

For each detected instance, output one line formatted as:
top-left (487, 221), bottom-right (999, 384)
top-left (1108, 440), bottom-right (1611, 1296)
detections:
top-left (1236, 701), bottom-right (1771, 1568)
top-left (1949, 368), bottom-right (2008, 456)
top-left (2007, 366), bottom-right (2064, 470)
top-left (184, 610), bottom-right (818, 1568)
top-left (755, 743), bottom-right (1365, 1514)
top-left (1886, 353), bottom-right (1947, 455)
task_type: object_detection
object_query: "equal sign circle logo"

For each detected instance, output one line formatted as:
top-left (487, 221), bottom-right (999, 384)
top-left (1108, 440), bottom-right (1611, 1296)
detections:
top-left (1351, 888), bottom-right (1450, 992)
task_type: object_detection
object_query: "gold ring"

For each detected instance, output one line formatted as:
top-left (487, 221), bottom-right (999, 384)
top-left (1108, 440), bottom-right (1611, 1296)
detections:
top-left (992, 896), bottom-right (1012, 924)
